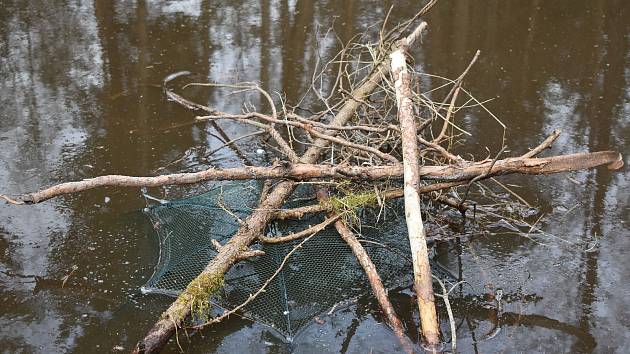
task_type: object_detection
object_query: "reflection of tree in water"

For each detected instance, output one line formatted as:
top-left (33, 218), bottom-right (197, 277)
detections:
top-left (452, 297), bottom-right (596, 353)
top-left (573, 1), bottom-right (628, 352)
top-left (280, 0), bottom-right (315, 104)
top-left (330, 290), bottom-right (595, 353)
top-left (0, 2), bottom-right (105, 352)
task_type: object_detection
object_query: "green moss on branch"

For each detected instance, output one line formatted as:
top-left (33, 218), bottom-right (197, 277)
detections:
top-left (165, 272), bottom-right (225, 323)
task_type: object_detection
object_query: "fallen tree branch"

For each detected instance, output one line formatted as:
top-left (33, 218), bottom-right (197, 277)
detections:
top-left (521, 129), bottom-right (561, 158)
top-left (188, 219), bottom-right (327, 330)
top-left (316, 189), bottom-right (415, 354)
top-left (257, 214), bottom-right (341, 244)
top-left (2, 150), bottom-right (622, 204)
top-left (166, 83), bottom-right (300, 163)
top-left (273, 203), bottom-right (328, 220)
top-left (196, 112), bottom-right (401, 163)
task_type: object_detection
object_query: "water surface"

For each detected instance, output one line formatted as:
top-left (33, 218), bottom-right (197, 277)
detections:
top-left (0, 1), bottom-right (628, 353)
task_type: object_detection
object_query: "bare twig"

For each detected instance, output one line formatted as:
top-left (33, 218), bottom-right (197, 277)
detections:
top-left (521, 129), bottom-right (561, 158)
top-left (258, 215), bottom-right (341, 244)
top-left (433, 276), bottom-right (467, 353)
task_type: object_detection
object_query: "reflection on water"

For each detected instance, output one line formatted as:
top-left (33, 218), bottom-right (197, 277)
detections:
top-left (0, 1), bottom-right (628, 352)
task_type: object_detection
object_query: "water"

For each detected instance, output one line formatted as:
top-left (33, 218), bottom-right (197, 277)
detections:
top-left (0, 1), bottom-right (628, 353)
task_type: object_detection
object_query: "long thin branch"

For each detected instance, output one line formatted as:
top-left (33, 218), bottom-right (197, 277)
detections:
top-left (3, 150), bottom-right (622, 204)
top-left (287, 112), bottom-right (393, 133)
top-left (197, 112), bottom-right (400, 163)
top-left (521, 129), bottom-right (561, 158)
top-left (257, 215), bottom-right (340, 244)
top-left (418, 135), bottom-right (463, 163)
top-left (316, 189), bottom-right (415, 354)
top-left (167, 86), bottom-right (299, 163)
top-left (433, 86), bottom-right (460, 144)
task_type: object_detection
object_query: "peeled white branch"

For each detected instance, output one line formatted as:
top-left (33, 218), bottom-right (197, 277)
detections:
top-left (390, 21), bottom-right (440, 348)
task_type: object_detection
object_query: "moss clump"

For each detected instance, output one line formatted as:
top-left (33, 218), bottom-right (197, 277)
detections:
top-left (328, 188), bottom-right (380, 225)
top-left (330, 191), bottom-right (379, 212)
top-left (166, 273), bottom-right (225, 322)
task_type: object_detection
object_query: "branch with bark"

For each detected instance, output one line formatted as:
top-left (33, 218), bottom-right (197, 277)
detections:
top-left (2, 150), bottom-right (621, 205)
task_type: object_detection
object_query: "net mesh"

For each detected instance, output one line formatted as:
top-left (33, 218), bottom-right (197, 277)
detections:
top-left (141, 181), bottom-right (455, 340)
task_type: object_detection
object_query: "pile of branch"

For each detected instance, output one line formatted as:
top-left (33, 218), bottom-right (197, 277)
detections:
top-left (1, 4), bottom-right (623, 354)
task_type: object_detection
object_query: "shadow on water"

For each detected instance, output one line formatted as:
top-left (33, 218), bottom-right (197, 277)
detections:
top-left (0, 0), bottom-right (628, 352)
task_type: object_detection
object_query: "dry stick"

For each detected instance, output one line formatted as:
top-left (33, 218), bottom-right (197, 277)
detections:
top-left (521, 129), bottom-right (561, 158)
top-left (2, 150), bottom-right (623, 205)
top-left (433, 276), bottom-right (465, 353)
top-left (431, 50), bottom-right (479, 155)
top-left (389, 21), bottom-right (441, 350)
top-left (418, 135), bottom-right (462, 163)
top-left (370, 122), bottom-right (462, 163)
top-left (273, 203), bottom-right (327, 220)
top-left (442, 50), bottom-right (480, 112)
top-left (207, 120), bottom-right (256, 166)
top-left (168, 85), bottom-right (300, 163)
top-left (258, 214), bottom-right (341, 244)
top-left (129, 22), bottom-right (431, 354)
top-left (316, 189), bottom-right (415, 354)
top-left (288, 112), bottom-right (393, 133)
top-left (433, 86), bottom-right (460, 144)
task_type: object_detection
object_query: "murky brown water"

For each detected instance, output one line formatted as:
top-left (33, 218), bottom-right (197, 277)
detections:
top-left (1, 1), bottom-right (629, 353)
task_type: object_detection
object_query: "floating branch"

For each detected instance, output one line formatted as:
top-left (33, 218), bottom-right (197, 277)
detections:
top-left (2, 150), bottom-right (622, 205)
top-left (129, 19), bottom-right (432, 354)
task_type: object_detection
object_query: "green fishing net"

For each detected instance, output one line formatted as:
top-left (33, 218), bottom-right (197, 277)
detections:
top-left (141, 181), bottom-right (454, 340)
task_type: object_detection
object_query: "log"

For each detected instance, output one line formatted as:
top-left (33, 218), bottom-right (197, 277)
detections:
top-left (2, 150), bottom-right (623, 205)
top-left (390, 22), bottom-right (441, 349)
top-left (130, 22), bottom-right (430, 354)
